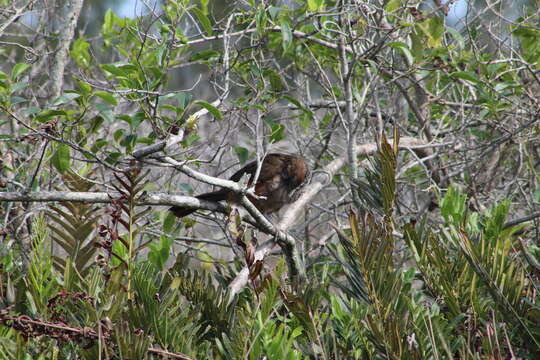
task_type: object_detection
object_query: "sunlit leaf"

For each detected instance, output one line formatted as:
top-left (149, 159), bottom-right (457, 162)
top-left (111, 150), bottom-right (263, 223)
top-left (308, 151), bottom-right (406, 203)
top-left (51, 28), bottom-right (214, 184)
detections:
top-left (194, 100), bottom-right (222, 119)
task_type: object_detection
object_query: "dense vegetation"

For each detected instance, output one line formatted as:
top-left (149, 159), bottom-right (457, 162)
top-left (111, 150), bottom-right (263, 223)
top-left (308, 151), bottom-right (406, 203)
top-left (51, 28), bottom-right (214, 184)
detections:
top-left (0, 0), bottom-right (539, 358)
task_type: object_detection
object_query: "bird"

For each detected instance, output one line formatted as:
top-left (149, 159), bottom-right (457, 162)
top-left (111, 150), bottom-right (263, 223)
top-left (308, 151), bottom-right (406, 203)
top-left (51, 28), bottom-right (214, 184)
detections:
top-left (170, 153), bottom-right (309, 218)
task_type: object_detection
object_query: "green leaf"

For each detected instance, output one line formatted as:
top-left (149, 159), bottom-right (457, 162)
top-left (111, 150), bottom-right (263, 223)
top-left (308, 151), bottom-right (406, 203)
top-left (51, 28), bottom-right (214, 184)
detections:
top-left (23, 106), bottom-right (40, 117)
top-left (52, 93), bottom-right (81, 106)
top-left (51, 143), bottom-right (71, 174)
top-left (163, 212), bottom-right (177, 233)
top-left (416, 16), bottom-right (445, 48)
top-left (200, 0), bottom-right (209, 15)
top-left (268, 6), bottom-right (281, 20)
top-left (512, 20), bottom-right (540, 68)
top-left (233, 146), bottom-right (249, 164)
top-left (485, 200), bottom-right (510, 239)
top-left (94, 91), bottom-right (118, 105)
top-left (105, 151), bottom-right (122, 164)
top-left (75, 79), bottom-right (93, 97)
top-left (447, 27), bottom-right (465, 49)
top-left (307, 0), bottom-right (324, 11)
top-left (10, 96), bottom-right (27, 105)
top-left (451, 71), bottom-right (480, 84)
top-left (388, 42), bottom-right (413, 65)
top-left (194, 100), bottom-right (222, 119)
top-left (100, 63), bottom-right (127, 77)
top-left (385, 0), bottom-right (403, 13)
top-left (280, 19), bottom-right (293, 53)
top-left (11, 63), bottom-right (31, 80)
top-left (441, 186), bottom-right (467, 225)
top-left (120, 134), bottom-right (137, 150)
top-left (181, 133), bottom-right (200, 147)
top-left (534, 188), bottom-right (540, 203)
top-left (192, 8), bottom-right (213, 36)
top-left (91, 139), bottom-right (107, 153)
top-left (410, 31), bottom-right (423, 61)
top-left (95, 103), bottom-right (115, 122)
top-left (264, 117), bottom-right (285, 143)
top-left (114, 128), bottom-right (125, 141)
top-left (175, 92), bottom-right (192, 110)
top-left (70, 37), bottom-right (91, 68)
top-left (283, 95), bottom-right (313, 122)
top-left (263, 69), bottom-right (284, 92)
top-left (189, 50), bottom-right (220, 62)
top-left (153, 248), bottom-right (170, 271)
top-left (427, 16), bottom-right (445, 47)
top-left (34, 109), bottom-right (67, 122)
top-left (102, 9), bottom-right (116, 35)
top-left (11, 81), bottom-right (29, 94)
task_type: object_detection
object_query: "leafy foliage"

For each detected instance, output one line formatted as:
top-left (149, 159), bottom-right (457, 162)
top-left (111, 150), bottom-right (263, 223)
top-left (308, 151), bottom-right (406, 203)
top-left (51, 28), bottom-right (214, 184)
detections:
top-left (1, 0), bottom-right (540, 358)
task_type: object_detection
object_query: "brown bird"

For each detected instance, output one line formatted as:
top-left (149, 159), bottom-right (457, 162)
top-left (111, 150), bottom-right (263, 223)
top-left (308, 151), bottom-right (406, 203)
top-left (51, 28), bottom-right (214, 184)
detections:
top-left (170, 153), bottom-right (309, 218)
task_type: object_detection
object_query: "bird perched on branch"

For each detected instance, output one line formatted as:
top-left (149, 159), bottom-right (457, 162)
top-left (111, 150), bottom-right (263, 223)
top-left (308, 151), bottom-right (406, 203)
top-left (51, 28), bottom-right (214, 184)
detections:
top-left (170, 153), bottom-right (309, 218)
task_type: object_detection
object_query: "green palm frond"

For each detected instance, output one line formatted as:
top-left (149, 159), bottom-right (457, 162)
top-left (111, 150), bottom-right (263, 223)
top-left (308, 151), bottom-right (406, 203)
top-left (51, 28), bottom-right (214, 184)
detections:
top-left (47, 172), bottom-right (100, 276)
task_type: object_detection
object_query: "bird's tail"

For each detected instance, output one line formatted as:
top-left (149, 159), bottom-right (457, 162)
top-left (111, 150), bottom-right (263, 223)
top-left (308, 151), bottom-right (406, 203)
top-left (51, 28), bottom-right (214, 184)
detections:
top-left (170, 190), bottom-right (228, 218)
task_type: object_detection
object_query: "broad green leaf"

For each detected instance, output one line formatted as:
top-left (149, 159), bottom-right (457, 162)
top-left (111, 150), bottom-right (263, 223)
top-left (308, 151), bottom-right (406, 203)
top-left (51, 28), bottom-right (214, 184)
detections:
top-left (94, 91), bottom-right (118, 105)
top-left (280, 19), bottom-right (293, 53)
top-left (307, 0), bottom-right (324, 12)
top-left (34, 109), bottom-right (67, 122)
top-left (192, 8), bottom-right (212, 36)
top-left (194, 100), bottom-right (222, 119)
top-left (11, 63), bottom-right (31, 80)
top-left (51, 143), bottom-right (71, 174)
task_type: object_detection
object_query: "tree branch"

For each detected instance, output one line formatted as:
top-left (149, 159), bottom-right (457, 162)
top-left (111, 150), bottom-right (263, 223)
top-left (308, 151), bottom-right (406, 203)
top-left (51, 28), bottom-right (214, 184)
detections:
top-left (50, 0), bottom-right (84, 99)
